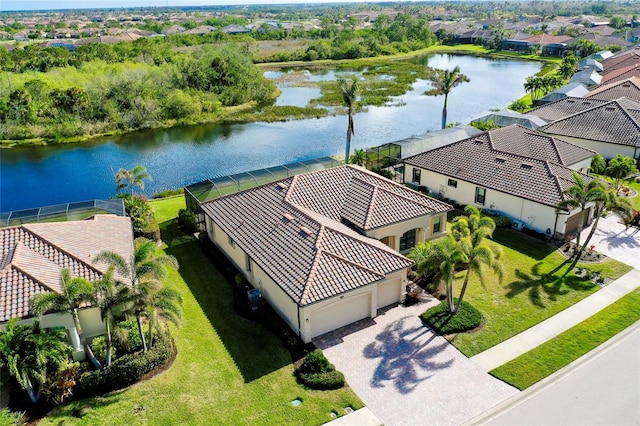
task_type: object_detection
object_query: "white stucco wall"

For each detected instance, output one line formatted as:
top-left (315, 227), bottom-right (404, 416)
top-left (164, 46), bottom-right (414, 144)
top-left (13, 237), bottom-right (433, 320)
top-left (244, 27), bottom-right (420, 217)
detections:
top-left (404, 166), bottom-right (592, 236)
top-left (546, 135), bottom-right (639, 160)
top-left (251, 263), bottom-right (299, 334)
top-left (367, 213), bottom-right (447, 248)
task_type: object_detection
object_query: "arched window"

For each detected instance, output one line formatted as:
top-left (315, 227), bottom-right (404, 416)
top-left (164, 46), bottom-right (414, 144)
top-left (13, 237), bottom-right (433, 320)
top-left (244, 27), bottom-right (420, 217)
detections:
top-left (399, 229), bottom-right (417, 251)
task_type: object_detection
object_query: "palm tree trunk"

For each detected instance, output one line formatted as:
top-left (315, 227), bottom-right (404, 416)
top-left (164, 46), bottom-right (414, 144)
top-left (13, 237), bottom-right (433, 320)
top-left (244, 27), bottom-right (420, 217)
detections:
top-left (454, 271), bottom-right (472, 314)
top-left (24, 375), bottom-right (40, 403)
top-left (105, 319), bottom-right (113, 366)
top-left (446, 280), bottom-right (455, 313)
top-left (573, 209), bottom-right (585, 254)
top-left (72, 311), bottom-right (102, 369)
top-left (148, 312), bottom-right (155, 349)
top-left (345, 119), bottom-right (352, 164)
top-left (569, 208), bottom-right (602, 272)
top-left (137, 315), bottom-right (148, 352)
top-left (441, 93), bottom-right (449, 129)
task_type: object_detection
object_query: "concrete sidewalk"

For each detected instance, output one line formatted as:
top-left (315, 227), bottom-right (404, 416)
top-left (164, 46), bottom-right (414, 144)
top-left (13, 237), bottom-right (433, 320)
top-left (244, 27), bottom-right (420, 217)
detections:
top-left (471, 268), bottom-right (640, 372)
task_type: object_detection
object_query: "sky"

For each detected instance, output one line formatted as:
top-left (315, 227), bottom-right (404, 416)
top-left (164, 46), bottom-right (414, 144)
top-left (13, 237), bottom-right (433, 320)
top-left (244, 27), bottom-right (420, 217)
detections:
top-left (2, 0), bottom-right (373, 11)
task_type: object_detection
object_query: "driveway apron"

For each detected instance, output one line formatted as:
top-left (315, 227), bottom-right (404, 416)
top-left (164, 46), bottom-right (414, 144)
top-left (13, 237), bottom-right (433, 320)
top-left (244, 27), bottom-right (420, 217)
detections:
top-left (314, 299), bottom-right (518, 426)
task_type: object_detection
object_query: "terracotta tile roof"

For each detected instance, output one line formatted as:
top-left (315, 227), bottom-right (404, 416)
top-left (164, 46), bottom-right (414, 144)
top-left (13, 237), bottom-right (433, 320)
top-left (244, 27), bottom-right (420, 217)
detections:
top-left (404, 125), bottom-right (595, 208)
top-left (599, 64), bottom-right (640, 85)
top-left (200, 165), bottom-right (432, 306)
top-left (586, 77), bottom-right (640, 102)
top-left (0, 215), bottom-right (134, 322)
top-left (600, 53), bottom-right (640, 74)
top-left (538, 98), bottom-right (640, 147)
top-left (522, 34), bottom-right (572, 45)
top-left (601, 48), bottom-right (640, 70)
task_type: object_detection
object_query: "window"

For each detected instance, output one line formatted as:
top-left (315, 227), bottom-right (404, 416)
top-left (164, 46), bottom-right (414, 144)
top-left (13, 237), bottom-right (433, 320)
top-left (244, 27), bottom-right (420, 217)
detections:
top-left (475, 187), bottom-right (486, 205)
top-left (245, 254), bottom-right (251, 272)
top-left (412, 168), bottom-right (421, 184)
top-left (399, 229), bottom-right (417, 251)
top-left (432, 216), bottom-right (441, 234)
top-left (228, 235), bottom-right (235, 248)
top-left (447, 179), bottom-right (457, 188)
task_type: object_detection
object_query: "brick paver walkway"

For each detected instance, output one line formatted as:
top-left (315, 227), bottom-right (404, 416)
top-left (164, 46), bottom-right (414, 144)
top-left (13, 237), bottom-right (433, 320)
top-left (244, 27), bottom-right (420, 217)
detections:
top-left (314, 298), bottom-right (518, 426)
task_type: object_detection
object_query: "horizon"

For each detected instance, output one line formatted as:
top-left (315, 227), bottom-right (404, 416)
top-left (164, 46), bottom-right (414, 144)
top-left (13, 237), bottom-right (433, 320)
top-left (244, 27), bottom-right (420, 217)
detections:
top-left (2, 0), bottom-right (379, 12)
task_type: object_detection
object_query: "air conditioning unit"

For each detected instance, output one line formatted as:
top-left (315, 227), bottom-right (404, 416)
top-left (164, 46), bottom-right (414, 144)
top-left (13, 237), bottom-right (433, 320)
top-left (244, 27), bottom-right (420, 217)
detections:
top-left (511, 220), bottom-right (524, 231)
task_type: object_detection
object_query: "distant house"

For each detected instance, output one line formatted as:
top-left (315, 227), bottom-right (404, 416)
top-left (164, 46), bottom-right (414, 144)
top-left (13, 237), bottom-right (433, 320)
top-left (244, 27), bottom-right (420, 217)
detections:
top-left (403, 125), bottom-right (597, 239)
top-left (569, 69), bottom-right (603, 87)
top-left (529, 96), bottom-right (611, 122)
top-left (536, 83), bottom-right (590, 106)
top-left (222, 25), bottom-right (249, 34)
top-left (578, 58), bottom-right (604, 72)
top-left (200, 165), bottom-right (451, 342)
top-left (0, 215), bottom-right (134, 361)
top-left (538, 98), bottom-right (640, 159)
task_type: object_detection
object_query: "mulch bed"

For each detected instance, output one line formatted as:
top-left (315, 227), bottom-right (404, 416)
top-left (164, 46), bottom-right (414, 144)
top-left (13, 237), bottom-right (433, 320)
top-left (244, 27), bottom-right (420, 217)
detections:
top-left (557, 242), bottom-right (607, 263)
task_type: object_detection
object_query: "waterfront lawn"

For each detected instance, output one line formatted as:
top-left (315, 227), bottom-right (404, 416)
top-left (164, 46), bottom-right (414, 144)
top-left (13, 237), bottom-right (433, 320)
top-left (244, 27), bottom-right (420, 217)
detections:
top-left (447, 229), bottom-right (632, 357)
top-left (490, 287), bottom-right (640, 390)
top-left (41, 198), bottom-right (362, 425)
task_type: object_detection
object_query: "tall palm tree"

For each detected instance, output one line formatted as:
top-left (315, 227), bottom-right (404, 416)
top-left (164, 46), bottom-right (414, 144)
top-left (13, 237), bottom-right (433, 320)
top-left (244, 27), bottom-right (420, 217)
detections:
top-left (409, 235), bottom-right (468, 312)
top-left (570, 186), bottom-right (632, 271)
top-left (0, 319), bottom-right (71, 403)
top-left (349, 148), bottom-right (367, 166)
top-left (94, 237), bottom-right (179, 352)
top-left (93, 265), bottom-right (132, 365)
top-left (116, 165), bottom-right (152, 195)
top-left (31, 269), bottom-right (102, 369)
top-left (338, 76), bottom-right (359, 164)
top-left (556, 172), bottom-right (607, 260)
top-left (425, 66), bottom-right (470, 129)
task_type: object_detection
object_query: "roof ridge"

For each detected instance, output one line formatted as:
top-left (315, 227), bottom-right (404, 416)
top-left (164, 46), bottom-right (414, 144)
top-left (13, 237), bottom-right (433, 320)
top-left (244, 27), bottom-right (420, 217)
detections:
top-left (540, 98), bottom-right (637, 129)
top-left (319, 249), bottom-right (385, 279)
top-left (299, 226), bottom-right (325, 304)
top-left (9, 251), bottom-right (60, 295)
top-left (363, 184), bottom-right (378, 230)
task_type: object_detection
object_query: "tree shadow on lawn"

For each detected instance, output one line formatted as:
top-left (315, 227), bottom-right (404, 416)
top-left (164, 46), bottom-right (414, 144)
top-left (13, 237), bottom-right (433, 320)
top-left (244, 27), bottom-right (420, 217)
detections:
top-left (161, 221), bottom-right (291, 383)
top-left (492, 229), bottom-right (557, 261)
top-left (363, 317), bottom-right (453, 395)
top-left (504, 261), bottom-right (596, 308)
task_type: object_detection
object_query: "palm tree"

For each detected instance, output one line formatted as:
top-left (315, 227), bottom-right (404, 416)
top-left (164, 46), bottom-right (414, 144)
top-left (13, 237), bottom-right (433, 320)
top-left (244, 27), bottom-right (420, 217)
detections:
top-left (556, 172), bottom-right (608, 261)
top-left (589, 154), bottom-right (606, 175)
top-left (31, 269), bottom-right (102, 369)
top-left (572, 186), bottom-right (632, 270)
top-left (145, 287), bottom-right (183, 349)
top-left (425, 66), bottom-right (470, 129)
top-left (94, 237), bottom-right (179, 352)
top-left (409, 235), bottom-right (468, 312)
top-left (349, 148), bottom-right (367, 166)
top-left (338, 76), bottom-right (359, 164)
top-left (93, 265), bottom-right (132, 366)
top-left (451, 206), bottom-right (503, 313)
top-left (605, 154), bottom-right (638, 192)
top-left (115, 165), bottom-right (152, 195)
top-left (0, 319), bottom-right (71, 403)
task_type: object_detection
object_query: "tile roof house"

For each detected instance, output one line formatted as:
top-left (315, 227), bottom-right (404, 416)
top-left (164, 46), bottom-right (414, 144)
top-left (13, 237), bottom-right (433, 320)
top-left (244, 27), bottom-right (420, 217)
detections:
top-left (200, 165), bottom-right (451, 342)
top-left (535, 83), bottom-right (589, 106)
top-left (403, 125), bottom-right (597, 239)
top-left (529, 97), bottom-right (611, 122)
top-left (599, 63), bottom-right (640, 85)
top-left (0, 215), bottom-right (134, 360)
top-left (538, 98), bottom-right (640, 159)
top-left (586, 77), bottom-right (640, 102)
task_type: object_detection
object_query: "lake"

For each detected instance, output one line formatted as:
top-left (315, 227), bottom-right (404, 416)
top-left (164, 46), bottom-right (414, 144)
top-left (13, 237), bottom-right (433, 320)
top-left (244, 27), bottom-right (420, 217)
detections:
top-left (0, 54), bottom-right (541, 212)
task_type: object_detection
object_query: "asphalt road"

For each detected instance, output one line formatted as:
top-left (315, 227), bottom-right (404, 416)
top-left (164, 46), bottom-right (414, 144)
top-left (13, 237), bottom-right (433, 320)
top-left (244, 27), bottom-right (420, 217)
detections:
top-left (481, 324), bottom-right (640, 426)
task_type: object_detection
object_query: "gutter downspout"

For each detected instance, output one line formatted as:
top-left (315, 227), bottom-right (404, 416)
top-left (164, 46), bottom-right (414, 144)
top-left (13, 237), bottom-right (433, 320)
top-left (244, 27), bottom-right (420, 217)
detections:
top-left (297, 306), bottom-right (302, 340)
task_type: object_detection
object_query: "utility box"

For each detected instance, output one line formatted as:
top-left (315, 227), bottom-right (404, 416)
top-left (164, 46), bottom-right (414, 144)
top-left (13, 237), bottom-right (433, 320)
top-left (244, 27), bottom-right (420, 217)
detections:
top-left (248, 288), bottom-right (262, 311)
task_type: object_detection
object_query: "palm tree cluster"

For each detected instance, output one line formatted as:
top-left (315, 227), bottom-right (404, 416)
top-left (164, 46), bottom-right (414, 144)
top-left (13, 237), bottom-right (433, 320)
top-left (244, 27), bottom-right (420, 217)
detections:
top-left (5, 237), bottom-right (184, 404)
top-left (409, 205), bottom-right (503, 314)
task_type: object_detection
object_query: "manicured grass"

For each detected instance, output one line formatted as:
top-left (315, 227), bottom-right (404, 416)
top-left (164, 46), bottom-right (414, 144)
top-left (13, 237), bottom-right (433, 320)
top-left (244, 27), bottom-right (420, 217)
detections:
top-left (490, 287), bottom-right (640, 390)
top-left (421, 299), bottom-right (482, 334)
top-left (446, 229), bottom-right (632, 357)
top-left (41, 198), bottom-right (362, 425)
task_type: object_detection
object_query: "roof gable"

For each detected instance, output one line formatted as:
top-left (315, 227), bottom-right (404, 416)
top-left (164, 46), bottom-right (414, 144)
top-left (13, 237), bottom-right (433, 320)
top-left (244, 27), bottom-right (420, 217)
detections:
top-left (587, 77), bottom-right (640, 103)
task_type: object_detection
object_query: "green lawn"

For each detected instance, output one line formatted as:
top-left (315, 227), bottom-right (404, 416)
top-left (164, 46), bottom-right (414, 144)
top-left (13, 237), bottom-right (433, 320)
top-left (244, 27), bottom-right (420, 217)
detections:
top-left (491, 287), bottom-right (640, 390)
top-left (446, 229), bottom-right (632, 357)
top-left (42, 198), bottom-right (362, 425)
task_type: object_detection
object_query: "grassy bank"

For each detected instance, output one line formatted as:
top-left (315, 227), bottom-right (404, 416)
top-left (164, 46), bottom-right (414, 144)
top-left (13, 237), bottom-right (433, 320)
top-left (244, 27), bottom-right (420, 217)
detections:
top-left (446, 229), bottom-right (632, 357)
top-left (41, 197), bottom-right (363, 425)
top-left (490, 287), bottom-right (640, 390)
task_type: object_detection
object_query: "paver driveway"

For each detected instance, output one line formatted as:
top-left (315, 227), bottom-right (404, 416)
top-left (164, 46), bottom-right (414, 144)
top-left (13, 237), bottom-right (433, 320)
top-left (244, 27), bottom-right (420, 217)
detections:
top-left (314, 297), bottom-right (518, 426)
top-left (576, 214), bottom-right (640, 269)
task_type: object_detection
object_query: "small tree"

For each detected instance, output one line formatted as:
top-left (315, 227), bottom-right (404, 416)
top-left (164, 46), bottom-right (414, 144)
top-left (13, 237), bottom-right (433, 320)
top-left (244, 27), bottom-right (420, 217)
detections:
top-left (589, 154), bottom-right (606, 175)
top-left (604, 154), bottom-right (638, 192)
top-left (349, 148), bottom-right (367, 166)
top-left (115, 165), bottom-right (151, 196)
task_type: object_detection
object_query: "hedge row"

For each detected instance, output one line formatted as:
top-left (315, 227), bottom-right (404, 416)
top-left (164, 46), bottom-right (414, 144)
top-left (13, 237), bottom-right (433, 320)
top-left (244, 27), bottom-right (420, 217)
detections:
top-left (77, 336), bottom-right (172, 397)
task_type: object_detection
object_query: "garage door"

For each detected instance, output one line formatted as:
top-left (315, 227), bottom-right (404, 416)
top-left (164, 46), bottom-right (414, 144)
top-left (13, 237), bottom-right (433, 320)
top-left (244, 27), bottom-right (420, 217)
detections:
top-left (310, 293), bottom-right (371, 339)
top-left (377, 279), bottom-right (402, 308)
top-left (565, 207), bottom-right (591, 235)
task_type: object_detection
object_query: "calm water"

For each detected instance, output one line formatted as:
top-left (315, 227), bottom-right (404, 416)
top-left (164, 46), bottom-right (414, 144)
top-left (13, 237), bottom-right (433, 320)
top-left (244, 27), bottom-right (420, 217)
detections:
top-left (0, 54), bottom-right (541, 212)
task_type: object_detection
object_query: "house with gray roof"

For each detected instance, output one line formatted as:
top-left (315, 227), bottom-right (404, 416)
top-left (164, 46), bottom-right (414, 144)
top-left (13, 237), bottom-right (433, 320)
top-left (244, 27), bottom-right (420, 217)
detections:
top-left (538, 98), bottom-right (640, 159)
top-left (586, 77), bottom-right (640, 102)
top-left (529, 96), bottom-right (611, 122)
top-left (535, 83), bottom-right (589, 106)
top-left (0, 215), bottom-right (134, 361)
top-left (200, 165), bottom-right (451, 342)
top-left (403, 125), bottom-right (597, 239)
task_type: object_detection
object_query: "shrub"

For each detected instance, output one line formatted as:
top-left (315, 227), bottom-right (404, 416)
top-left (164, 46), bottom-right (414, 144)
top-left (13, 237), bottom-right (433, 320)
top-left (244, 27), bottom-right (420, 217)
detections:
top-left (521, 227), bottom-right (546, 240)
top-left (509, 99), bottom-right (528, 112)
top-left (295, 350), bottom-right (345, 390)
top-left (113, 319), bottom-right (144, 354)
top-left (152, 188), bottom-right (184, 198)
top-left (90, 336), bottom-right (115, 365)
top-left (178, 208), bottom-right (198, 234)
top-left (420, 299), bottom-right (482, 334)
top-left (371, 167), bottom-right (394, 179)
top-left (492, 215), bottom-right (512, 228)
top-left (77, 334), bottom-right (172, 396)
top-left (142, 216), bottom-right (161, 241)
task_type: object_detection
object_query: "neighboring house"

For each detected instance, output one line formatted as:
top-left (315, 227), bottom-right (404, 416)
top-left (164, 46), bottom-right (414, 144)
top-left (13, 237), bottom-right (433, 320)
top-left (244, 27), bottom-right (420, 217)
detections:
top-left (200, 165), bottom-right (451, 342)
top-left (529, 96), bottom-right (610, 122)
top-left (601, 46), bottom-right (640, 69)
top-left (538, 98), bottom-right (640, 159)
top-left (403, 125), bottom-right (597, 239)
top-left (586, 77), bottom-right (640, 102)
top-left (599, 63), bottom-right (640, 85)
top-left (535, 83), bottom-right (589, 106)
top-left (599, 52), bottom-right (640, 73)
top-left (569, 69), bottom-right (603, 87)
top-left (578, 58), bottom-right (604, 72)
top-left (0, 215), bottom-right (134, 360)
